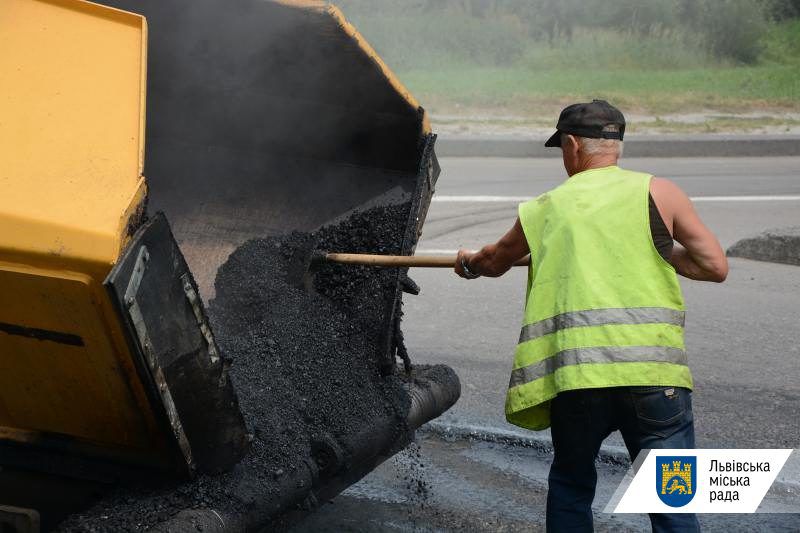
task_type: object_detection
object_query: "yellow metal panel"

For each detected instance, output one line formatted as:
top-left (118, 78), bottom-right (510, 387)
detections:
top-left (0, 262), bottom-right (159, 448)
top-left (0, 1), bottom-right (174, 471)
top-left (0, 0), bottom-right (147, 266)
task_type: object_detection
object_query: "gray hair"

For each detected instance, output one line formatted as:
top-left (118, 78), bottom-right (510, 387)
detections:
top-left (561, 133), bottom-right (623, 158)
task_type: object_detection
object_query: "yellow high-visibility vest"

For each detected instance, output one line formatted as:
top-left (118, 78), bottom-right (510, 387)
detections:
top-left (506, 166), bottom-right (693, 430)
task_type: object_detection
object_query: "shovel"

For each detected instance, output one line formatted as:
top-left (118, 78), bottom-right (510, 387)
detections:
top-left (312, 252), bottom-right (531, 268)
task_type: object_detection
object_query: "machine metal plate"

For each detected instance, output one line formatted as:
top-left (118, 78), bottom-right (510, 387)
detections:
top-left (105, 214), bottom-right (250, 475)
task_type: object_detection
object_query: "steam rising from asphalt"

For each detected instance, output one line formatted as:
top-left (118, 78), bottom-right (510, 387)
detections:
top-left (99, 0), bottom-right (424, 300)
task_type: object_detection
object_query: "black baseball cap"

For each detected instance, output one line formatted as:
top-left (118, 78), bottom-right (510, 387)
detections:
top-left (544, 100), bottom-right (626, 147)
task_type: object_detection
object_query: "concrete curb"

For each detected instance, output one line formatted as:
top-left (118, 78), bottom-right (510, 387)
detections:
top-left (727, 226), bottom-right (800, 266)
top-left (436, 134), bottom-right (800, 158)
top-left (420, 421), bottom-right (631, 467)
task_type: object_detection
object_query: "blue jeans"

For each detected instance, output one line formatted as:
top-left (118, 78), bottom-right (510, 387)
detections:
top-left (546, 386), bottom-right (700, 533)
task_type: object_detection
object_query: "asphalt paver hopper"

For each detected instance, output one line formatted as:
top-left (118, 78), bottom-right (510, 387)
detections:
top-left (0, 0), bottom-right (458, 530)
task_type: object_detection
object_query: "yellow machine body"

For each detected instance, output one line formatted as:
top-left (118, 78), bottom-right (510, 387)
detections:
top-left (0, 0), bottom-right (444, 528)
top-left (0, 0), bottom-right (171, 468)
top-left (0, 0), bottom-right (436, 491)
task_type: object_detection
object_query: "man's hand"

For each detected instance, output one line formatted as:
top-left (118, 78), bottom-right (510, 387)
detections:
top-left (453, 218), bottom-right (530, 280)
top-left (455, 249), bottom-right (480, 279)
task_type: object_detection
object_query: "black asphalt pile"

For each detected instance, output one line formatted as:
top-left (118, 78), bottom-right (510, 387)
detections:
top-left (58, 204), bottom-right (419, 532)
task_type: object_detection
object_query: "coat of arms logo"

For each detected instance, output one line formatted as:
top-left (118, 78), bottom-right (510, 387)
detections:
top-left (657, 456), bottom-right (697, 507)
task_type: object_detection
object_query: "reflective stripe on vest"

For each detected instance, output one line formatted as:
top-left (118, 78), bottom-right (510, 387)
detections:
top-left (518, 307), bottom-right (685, 344)
top-left (509, 345), bottom-right (687, 388)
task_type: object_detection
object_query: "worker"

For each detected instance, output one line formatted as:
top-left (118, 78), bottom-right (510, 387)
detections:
top-left (455, 100), bottom-right (728, 532)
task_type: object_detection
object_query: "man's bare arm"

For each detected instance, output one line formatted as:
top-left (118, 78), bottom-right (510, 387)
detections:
top-left (454, 218), bottom-right (530, 279)
top-left (655, 178), bottom-right (728, 282)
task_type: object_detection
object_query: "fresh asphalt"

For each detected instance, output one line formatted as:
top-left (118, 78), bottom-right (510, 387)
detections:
top-left (291, 157), bottom-right (800, 531)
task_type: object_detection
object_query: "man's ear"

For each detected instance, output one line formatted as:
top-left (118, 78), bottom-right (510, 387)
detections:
top-left (564, 134), bottom-right (579, 154)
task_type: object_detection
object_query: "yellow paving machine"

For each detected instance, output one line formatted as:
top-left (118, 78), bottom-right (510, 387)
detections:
top-left (0, 1), bottom-right (457, 530)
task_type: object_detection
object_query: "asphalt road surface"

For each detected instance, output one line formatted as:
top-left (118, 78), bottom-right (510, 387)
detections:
top-left (291, 157), bottom-right (800, 532)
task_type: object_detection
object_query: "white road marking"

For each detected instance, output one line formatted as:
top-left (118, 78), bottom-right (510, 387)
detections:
top-left (432, 195), bottom-right (800, 203)
top-left (690, 195), bottom-right (800, 202)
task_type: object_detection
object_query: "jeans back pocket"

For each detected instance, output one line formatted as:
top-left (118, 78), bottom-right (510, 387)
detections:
top-left (630, 386), bottom-right (690, 439)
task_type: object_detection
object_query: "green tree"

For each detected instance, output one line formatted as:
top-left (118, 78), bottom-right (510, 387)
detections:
top-left (685, 0), bottom-right (770, 63)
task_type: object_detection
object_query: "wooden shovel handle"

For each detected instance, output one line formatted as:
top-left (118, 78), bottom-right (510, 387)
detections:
top-left (324, 253), bottom-right (531, 268)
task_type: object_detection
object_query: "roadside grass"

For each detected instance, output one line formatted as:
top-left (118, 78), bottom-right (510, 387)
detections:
top-left (399, 64), bottom-right (800, 116)
top-left (344, 13), bottom-right (800, 131)
top-left (761, 19), bottom-right (800, 66)
top-left (430, 114), bottom-right (800, 134)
